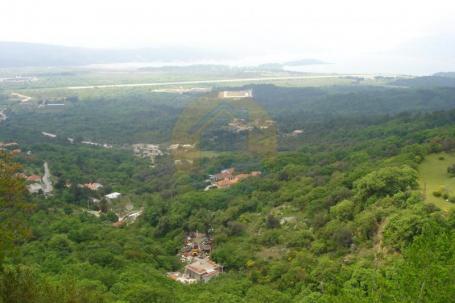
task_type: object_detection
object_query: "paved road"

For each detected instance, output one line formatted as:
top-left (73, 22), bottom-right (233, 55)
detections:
top-left (42, 162), bottom-right (53, 195)
top-left (67, 74), bottom-right (402, 90)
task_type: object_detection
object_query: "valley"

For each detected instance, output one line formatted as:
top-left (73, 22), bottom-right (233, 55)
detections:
top-left (1, 66), bottom-right (455, 303)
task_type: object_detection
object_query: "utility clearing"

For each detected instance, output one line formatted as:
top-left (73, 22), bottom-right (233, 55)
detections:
top-left (419, 152), bottom-right (455, 211)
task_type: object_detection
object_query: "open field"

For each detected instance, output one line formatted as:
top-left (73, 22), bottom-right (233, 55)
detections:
top-left (419, 152), bottom-right (455, 211)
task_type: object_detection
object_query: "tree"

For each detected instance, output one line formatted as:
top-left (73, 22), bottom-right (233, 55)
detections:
top-left (355, 166), bottom-right (418, 204)
top-left (447, 164), bottom-right (455, 177)
top-left (106, 211), bottom-right (118, 223)
top-left (266, 214), bottom-right (280, 229)
top-left (330, 199), bottom-right (355, 221)
top-left (0, 152), bottom-right (33, 266)
top-left (389, 224), bottom-right (455, 302)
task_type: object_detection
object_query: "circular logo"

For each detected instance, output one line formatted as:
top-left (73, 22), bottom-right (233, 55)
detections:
top-left (170, 90), bottom-right (277, 170)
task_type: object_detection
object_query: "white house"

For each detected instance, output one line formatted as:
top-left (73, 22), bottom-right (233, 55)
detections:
top-left (105, 192), bottom-right (121, 199)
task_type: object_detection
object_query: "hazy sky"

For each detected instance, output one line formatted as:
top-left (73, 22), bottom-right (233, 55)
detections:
top-left (1, 0), bottom-right (455, 73)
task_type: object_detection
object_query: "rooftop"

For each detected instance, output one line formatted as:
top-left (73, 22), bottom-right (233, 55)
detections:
top-left (185, 258), bottom-right (220, 275)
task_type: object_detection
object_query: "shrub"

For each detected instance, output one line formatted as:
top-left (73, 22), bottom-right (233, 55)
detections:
top-left (448, 164), bottom-right (455, 177)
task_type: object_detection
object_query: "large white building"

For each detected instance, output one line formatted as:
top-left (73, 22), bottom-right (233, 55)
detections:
top-left (218, 89), bottom-right (253, 99)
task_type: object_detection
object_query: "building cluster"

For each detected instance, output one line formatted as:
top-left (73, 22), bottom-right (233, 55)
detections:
top-left (180, 232), bottom-right (212, 262)
top-left (218, 89), bottom-right (253, 99)
top-left (167, 232), bottom-right (222, 284)
top-left (0, 142), bottom-right (21, 154)
top-left (18, 173), bottom-right (43, 194)
top-left (206, 168), bottom-right (261, 190)
top-left (21, 162), bottom-right (53, 195)
top-left (228, 118), bottom-right (275, 133)
top-left (2, 142), bottom-right (39, 193)
top-left (132, 144), bottom-right (163, 163)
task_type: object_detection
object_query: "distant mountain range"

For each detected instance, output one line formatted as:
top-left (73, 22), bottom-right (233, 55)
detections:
top-left (434, 72), bottom-right (455, 78)
top-left (0, 42), bottom-right (229, 68)
top-left (392, 73), bottom-right (455, 88)
top-left (0, 42), bottom-right (330, 69)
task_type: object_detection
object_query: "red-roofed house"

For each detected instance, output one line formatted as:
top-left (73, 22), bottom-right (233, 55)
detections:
top-left (27, 175), bottom-right (41, 182)
top-left (83, 182), bottom-right (103, 191)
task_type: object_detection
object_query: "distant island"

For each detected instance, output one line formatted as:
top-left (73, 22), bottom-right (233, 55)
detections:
top-left (256, 59), bottom-right (329, 71)
top-left (283, 59), bottom-right (329, 66)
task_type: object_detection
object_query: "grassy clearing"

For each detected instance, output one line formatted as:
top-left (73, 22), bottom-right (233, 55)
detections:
top-left (418, 152), bottom-right (455, 211)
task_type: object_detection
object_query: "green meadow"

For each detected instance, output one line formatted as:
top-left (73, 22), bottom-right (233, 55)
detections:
top-left (419, 152), bottom-right (455, 211)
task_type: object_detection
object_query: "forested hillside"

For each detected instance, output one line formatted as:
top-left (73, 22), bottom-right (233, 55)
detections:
top-left (1, 84), bottom-right (455, 302)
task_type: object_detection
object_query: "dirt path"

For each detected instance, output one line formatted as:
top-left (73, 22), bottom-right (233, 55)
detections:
top-left (11, 92), bottom-right (32, 102)
top-left (373, 218), bottom-right (389, 262)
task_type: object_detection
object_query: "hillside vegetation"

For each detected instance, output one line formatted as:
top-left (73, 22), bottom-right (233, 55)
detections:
top-left (1, 83), bottom-right (455, 302)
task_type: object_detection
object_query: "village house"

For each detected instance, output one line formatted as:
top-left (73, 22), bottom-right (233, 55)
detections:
top-left (184, 258), bottom-right (223, 283)
top-left (83, 182), bottom-right (103, 191)
top-left (27, 175), bottom-right (42, 182)
top-left (105, 192), bottom-right (121, 200)
top-left (290, 129), bottom-right (304, 136)
top-left (27, 183), bottom-right (43, 194)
